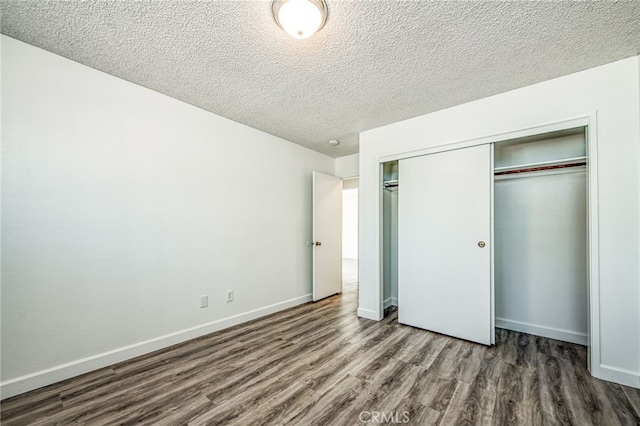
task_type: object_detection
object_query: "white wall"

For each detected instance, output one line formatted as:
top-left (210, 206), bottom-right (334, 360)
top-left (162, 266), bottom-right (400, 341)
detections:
top-left (495, 131), bottom-right (588, 345)
top-left (382, 190), bottom-right (392, 304)
top-left (342, 186), bottom-right (358, 259)
top-left (0, 36), bottom-right (334, 398)
top-left (390, 191), bottom-right (398, 307)
top-left (337, 154), bottom-right (359, 260)
top-left (382, 189), bottom-right (398, 308)
top-left (359, 56), bottom-right (640, 388)
top-left (495, 170), bottom-right (588, 344)
top-left (335, 153), bottom-right (359, 178)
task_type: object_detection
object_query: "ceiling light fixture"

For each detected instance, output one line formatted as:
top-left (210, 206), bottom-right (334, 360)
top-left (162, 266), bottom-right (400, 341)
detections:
top-left (272, 0), bottom-right (328, 39)
top-left (328, 139), bottom-right (339, 146)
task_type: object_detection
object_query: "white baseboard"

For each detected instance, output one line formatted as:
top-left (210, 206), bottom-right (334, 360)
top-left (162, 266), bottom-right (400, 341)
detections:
top-left (383, 297), bottom-right (398, 309)
top-left (357, 307), bottom-right (381, 321)
top-left (0, 293), bottom-right (312, 400)
top-left (598, 364), bottom-right (640, 389)
top-left (495, 317), bottom-right (588, 346)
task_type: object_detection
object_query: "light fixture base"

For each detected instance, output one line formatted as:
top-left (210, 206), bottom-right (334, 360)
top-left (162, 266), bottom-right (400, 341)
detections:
top-left (272, 0), bottom-right (328, 39)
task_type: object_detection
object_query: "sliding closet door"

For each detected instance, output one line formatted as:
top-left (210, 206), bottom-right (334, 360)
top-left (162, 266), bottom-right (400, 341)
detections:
top-left (398, 145), bottom-right (492, 345)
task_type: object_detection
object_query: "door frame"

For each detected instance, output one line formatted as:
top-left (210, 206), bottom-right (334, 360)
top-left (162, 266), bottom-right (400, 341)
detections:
top-left (377, 113), bottom-right (600, 375)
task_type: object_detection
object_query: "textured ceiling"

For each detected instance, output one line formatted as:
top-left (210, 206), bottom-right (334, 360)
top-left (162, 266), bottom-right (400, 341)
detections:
top-left (1, 1), bottom-right (639, 157)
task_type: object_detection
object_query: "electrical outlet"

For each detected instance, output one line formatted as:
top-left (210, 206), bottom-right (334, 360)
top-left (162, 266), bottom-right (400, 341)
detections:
top-left (200, 295), bottom-right (208, 308)
top-left (226, 290), bottom-right (234, 303)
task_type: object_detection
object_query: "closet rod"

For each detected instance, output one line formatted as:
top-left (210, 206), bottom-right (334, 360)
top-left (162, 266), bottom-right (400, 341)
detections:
top-left (494, 156), bottom-right (586, 173)
top-left (494, 161), bottom-right (586, 176)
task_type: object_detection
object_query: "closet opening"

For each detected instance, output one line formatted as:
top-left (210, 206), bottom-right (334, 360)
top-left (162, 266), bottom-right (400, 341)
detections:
top-left (382, 160), bottom-right (398, 313)
top-left (377, 117), bottom-right (599, 374)
top-left (494, 127), bottom-right (588, 346)
top-left (381, 128), bottom-right (589, 341)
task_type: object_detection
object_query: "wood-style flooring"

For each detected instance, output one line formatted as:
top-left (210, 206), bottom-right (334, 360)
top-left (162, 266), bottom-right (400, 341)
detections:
top-left (2, 280), bottom-right (639, 425)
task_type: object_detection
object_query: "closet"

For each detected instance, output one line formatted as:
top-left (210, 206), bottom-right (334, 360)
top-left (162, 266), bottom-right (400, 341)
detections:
top-left (494, 128), bottom-right (587, 344)
top-left (391, 128), bottom-right (588, 346)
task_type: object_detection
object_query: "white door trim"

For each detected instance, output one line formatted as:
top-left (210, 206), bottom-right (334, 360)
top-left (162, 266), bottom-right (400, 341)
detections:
top-left (378, 115), bottom-right (591, 163)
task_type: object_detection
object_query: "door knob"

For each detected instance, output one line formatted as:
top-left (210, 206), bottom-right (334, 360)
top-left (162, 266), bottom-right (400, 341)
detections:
top-left (478, 241), bottom-right (486, 248)
top-left (314, 241), bottom-right (322, 246)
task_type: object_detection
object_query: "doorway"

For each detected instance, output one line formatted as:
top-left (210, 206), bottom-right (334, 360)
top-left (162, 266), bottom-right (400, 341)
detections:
top-left (342, 178), bottom-right (359, 290)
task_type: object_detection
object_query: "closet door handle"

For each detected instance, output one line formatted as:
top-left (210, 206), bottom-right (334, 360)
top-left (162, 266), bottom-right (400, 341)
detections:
top-left (478, 241), bottom-right (486, 248)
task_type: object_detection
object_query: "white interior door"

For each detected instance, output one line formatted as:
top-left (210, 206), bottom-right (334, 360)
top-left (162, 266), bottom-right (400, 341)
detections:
top-left (312, 171), bottom-right (342, 301)
top-left (398, 145), bottom-right (493, 345)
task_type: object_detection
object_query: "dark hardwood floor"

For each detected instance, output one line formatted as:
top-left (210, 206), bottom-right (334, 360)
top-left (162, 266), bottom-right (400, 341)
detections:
top-left (2, 280), bottom-right (639, 425)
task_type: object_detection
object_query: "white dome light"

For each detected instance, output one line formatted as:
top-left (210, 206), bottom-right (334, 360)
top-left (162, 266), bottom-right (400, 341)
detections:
top-left (273, 0), bottom-right (328, 39)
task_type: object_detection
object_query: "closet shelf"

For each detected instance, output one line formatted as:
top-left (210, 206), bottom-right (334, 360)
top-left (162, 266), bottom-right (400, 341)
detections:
top-left (494, 156), bottom-right (586, 176)
top-left (383, 179), bottom-right (399, 189)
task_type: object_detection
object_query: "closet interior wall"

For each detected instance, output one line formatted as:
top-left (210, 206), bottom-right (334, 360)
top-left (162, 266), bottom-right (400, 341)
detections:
top-left (494, 128), bottom-right (588, 345)
top-left (382, 161), bottom-right (398, 310)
